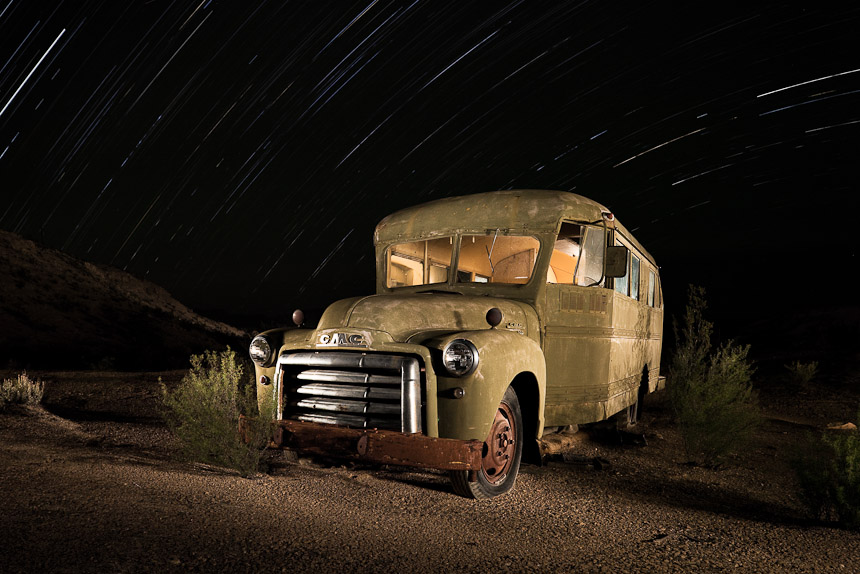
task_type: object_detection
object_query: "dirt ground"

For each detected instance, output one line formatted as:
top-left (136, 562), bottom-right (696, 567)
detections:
top-left (1, 370), bottom-right (858, 573)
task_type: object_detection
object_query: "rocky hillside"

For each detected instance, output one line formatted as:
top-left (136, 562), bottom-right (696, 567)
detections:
top-left (0, 229), bottom-right (247, 369)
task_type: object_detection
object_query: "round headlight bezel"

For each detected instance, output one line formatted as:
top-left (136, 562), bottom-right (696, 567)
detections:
top-left (442, 339), bottom-right (479, 377)
top-left (249, 335), bottom-right (273, 366)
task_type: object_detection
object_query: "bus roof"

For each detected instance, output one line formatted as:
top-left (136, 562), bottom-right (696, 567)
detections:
top-left (375, 190), bottom-right (608, 240)
top-left (375, 189), bottom-right (657, 267)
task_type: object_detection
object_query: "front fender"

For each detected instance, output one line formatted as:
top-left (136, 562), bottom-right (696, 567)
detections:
top-left (430, 329), bottom-right (545, 442)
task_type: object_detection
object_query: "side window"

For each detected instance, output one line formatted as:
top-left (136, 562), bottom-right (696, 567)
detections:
top-left (630, 254), bottom-right (640, 300)
top-left (648, 270), bottom-right (656, 306)
top-left (613, 240), bottom-right (629, 296)
top-left (573, 226), bottom-right (605, 287)
top-left (547, 222), bottom-right (582, 284)
top-left (387, 237), bottom-right (453, 287)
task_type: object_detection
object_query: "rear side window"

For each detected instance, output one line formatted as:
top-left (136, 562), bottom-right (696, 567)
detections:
top-left (648, 270), bottom-right (656, 306)
top-left (630, 254), bottom-right (640, 300)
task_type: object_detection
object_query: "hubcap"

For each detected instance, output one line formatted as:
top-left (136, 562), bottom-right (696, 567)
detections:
top-left (481, 401), bottom-right (515, 485)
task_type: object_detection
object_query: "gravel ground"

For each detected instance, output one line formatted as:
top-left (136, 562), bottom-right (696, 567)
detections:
top-left (1, 370), bottom-right (858, 573)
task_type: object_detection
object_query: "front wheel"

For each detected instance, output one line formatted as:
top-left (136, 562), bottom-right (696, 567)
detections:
top-left (450, 386), bottom-right (523, 499)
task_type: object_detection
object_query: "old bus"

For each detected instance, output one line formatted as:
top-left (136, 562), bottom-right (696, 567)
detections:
top-left (248, 190), bottom-right (663, 498)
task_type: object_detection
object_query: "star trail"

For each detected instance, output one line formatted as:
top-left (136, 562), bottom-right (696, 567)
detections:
top-left (0, 2), bottom-right (857, 322)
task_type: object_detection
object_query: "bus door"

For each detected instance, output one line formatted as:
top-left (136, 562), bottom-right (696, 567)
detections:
top-left (542, 222), bottom-right (614, 426)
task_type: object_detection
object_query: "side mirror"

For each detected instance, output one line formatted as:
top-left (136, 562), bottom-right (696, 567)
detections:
top-left (604, 245), bottom-right (628, 278)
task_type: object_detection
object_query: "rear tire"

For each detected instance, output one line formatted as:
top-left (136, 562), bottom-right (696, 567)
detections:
top-left (450, 386), bottom-right (523, 499)
top-left (624, 400), bottom-right (640, 427)
top-left (623, 366), bottom-right (650, 428)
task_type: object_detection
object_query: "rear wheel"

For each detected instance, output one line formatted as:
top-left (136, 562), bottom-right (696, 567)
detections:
top-left (624, 400), bottom-right (640, 427)
top-left (450, 386), bottom-right (523, 499)
top-left (622, 366), bottom-right (650, 427)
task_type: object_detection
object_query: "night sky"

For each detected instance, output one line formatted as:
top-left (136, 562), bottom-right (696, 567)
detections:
top-left (1, 2), bottom-right (858, 325)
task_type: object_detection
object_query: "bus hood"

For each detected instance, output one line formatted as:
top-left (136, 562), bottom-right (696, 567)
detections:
top-left (316, 293), bottom-right (537, 344)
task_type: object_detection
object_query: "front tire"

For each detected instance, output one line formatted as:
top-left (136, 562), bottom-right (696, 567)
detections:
top-left (450, 386), bottom-right (523, 499)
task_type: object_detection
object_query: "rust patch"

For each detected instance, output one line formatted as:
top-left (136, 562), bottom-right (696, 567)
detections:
top-left (266, 419), bottom-right (483, 471)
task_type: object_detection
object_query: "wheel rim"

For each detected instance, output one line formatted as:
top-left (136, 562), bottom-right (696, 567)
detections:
top-left (481, 401), bottom-right (516, 485)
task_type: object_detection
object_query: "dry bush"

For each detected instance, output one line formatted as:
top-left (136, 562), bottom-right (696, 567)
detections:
top-left (785, 360), bottom-right (818, 388)
top-left (669, 286), bottom-right (760, 466)
top-left (1, 372), bottom-right (45, 409)
top-left (161, 347), bottom-right (273, 475)
top-left (795, 407), bottom-right (860, 529)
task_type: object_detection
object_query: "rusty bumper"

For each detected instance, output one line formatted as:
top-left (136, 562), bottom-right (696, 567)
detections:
top-left (241, 416), bottom-right (483, 471)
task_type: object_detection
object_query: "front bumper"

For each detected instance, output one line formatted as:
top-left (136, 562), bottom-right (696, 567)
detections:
top-left (241, 416), bottom-right (483, 471)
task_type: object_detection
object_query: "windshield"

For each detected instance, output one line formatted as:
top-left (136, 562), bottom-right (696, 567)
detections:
top-left (456, 233), bottom-right (540, 285)
top-left (385, 233), bottom-right (540, 288)
top-left (386, 237), bottom-right (454, 287)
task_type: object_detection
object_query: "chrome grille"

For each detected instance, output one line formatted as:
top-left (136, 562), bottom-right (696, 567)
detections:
top-left (275, 352), bottom-right (422, 432)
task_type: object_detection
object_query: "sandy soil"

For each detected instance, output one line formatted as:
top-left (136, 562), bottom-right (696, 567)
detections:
top-left (1, 370), bottom-right (858, 573)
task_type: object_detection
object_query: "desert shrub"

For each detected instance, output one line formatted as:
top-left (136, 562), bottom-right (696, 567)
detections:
top-left (161, 347), bottom-right (274, 475)
top-left (669, 286), bottom-right (760, 466)
top-left (91, 356), bottom-right (118, 371)
top-left (795, 408), bottom-right (860, 529)
top-left (1, 372), bottom-right (45, 409)
top-left (785, 360), bottom-right (818, 388)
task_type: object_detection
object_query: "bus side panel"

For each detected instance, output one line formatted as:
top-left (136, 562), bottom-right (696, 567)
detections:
top-left (542, 285), bottom-right (614, 426)
top-left (646, 305), bottom-right (664, 392)
top-left (542, 283), bottom-right (663, 426)
top-left (607, 292), bottom-right (651, 417)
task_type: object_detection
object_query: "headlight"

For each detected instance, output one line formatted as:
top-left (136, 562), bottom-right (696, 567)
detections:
top-left (442, 339), bottom-right (479, 377)
top-left (249, 335), bottom-right (273, 366)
